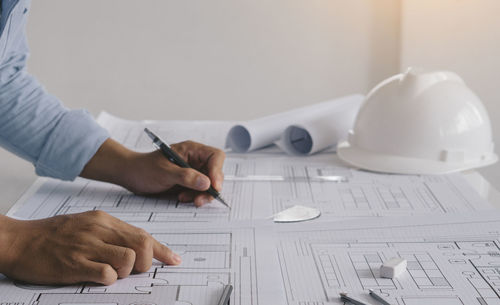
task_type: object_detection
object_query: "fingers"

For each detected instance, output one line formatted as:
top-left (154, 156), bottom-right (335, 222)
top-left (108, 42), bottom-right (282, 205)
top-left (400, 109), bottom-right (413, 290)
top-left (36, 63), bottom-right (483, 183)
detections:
top-left (178, 190), bottom-right (213, 207)
top-left (89, 210), bottom-right (183, 274)
top-left (168, 166), bottom-right (211, 191)
top-left (194, 194), bottom-right (212, 207)
top-left (79, 260), bottom-right (118, 286)
top-left (153, 239), bottom-right (182, 265)
top-left (91, 243), bottom-right (136, 279)
top-left (86, 211), bottom-right (181, 277)
top-left (205, 148), bottom-right (225, 191)
top-left (172, 141), bottom-right (226, 191)
top-left (9, 211), bottom-right (180, 286)
top-left (118, 228), bottom-right (181, 271)
top-left (127, 229), bottom-right (154, 272)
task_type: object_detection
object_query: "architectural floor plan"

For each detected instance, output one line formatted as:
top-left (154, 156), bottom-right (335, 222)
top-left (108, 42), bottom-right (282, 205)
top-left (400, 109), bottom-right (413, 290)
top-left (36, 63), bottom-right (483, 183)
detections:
top-left (10, 156), bottom-right (493, 223)
top-left (272, 214), bottom-right (500, 305)
top-left (3, 213), bottom-right (500, 305)
top-left (2, 114), bottom-right (499, 304)
top-left (0, 226), bottom-right (258, 305)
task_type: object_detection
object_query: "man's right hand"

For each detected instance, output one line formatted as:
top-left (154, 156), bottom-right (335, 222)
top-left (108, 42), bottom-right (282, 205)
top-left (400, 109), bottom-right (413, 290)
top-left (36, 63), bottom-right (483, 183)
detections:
top-left (0, 211), bottom-right (181, 285)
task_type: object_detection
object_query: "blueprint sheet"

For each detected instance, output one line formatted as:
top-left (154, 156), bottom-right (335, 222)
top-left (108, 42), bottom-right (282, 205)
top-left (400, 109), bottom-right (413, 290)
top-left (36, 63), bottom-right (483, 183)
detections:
top-left (10, 112), bottom-right (493, 222)
top-left (258, 212), bottom-right (500, 305)
top-left (2, 113), bottom-right (500, 304)
top-left (0, 224), bottom-right (261, 305)
top-left (97, 111), bottom-right (233, 152)
top-left (9, 156), bottom-right (495, 223)
top-left (3, 213), bottom-right (500, 304)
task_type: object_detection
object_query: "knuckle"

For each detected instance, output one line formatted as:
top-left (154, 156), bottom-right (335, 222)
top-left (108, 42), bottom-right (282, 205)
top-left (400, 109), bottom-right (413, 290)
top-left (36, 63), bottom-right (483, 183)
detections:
top-left (216, 148), bottom-right (226, 159)
top-left (88, 210), bottom-right (109, 220)
top-left (135, 258), bottom-right (152, 273)
top-left (135, 228), bottom-right (152, 247)
top-left (122, 247), bottom-right (136, 264)
top-left (137, 227), bottom-right (148, 237)
top-left (183, 140), bottom-right (200, 150)
top-left (172, 142), bottom-right (187, 152)
top-left (133, 230), bottom-right (154, 273)
top-left (68, 251), bottom-right (83, 265)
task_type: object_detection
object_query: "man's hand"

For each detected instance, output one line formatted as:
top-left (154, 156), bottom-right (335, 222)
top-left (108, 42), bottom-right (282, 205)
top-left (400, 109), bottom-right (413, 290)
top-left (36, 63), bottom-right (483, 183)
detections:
top-left (0, 211), bottom-right (180, 285)
top-left (81, 138), bottom-right (226, 207)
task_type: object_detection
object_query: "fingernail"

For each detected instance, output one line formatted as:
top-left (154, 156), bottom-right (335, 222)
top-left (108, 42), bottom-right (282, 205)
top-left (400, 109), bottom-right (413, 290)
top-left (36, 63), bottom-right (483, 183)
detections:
top-left (172, 253), bottom-right (182, 264)
top-left (195, 176), bottom-right (208, 190)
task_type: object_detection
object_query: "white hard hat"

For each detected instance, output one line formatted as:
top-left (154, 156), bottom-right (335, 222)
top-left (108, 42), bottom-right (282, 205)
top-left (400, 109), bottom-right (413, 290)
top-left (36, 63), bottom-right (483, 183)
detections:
top-left (337, 68), bottom-right (498, 174)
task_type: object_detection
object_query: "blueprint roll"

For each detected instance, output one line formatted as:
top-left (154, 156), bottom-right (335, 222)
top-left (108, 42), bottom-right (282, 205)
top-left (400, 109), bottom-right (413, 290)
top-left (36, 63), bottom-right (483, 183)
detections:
top-left (277, 97), bottom-right (363, 155)
top-left (225, 94), bottom-right (364, 153)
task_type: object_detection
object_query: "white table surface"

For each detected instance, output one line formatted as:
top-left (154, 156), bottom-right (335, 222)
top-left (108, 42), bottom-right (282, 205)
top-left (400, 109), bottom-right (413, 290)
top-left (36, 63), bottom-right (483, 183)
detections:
top-left (0, 149), bottom-right (37, 215)
top-left (1, 148), bottom-right (500, 215)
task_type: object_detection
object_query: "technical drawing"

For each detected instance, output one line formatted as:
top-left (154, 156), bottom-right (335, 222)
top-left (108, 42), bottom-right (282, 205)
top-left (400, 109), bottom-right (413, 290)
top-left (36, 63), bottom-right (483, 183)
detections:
top-left (276, 229), bottom-right (500, 305)
top-left (269, 161), bottom-right (488, 218)
top-left (11, 156), bottom-right (491, 223)
top-left (3, 114), bottom-right (499, 305)
top-left (0, 228), bottom-right (258, 305)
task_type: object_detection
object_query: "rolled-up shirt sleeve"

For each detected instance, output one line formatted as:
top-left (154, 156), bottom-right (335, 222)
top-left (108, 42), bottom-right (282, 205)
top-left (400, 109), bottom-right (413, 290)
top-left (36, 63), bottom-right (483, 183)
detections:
top-left (0, 0), bottom-right (109, 181)
top-left (0, 53), bottom-right (109, 180)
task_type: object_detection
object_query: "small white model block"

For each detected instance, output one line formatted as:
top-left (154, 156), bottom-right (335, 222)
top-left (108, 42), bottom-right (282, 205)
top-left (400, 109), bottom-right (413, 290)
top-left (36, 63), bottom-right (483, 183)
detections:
top-left (380, 257), bottom-right (407, 279)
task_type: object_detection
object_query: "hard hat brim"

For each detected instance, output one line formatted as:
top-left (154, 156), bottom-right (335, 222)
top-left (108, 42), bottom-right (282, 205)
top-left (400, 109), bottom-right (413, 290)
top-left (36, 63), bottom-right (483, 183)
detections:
top-left (337, 141), bottom-right (498, 175)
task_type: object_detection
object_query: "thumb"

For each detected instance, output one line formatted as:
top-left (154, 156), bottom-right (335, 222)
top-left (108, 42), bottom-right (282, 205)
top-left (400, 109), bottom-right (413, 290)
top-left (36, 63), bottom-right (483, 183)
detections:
top-left (169, 167), bottom-right (210, 191)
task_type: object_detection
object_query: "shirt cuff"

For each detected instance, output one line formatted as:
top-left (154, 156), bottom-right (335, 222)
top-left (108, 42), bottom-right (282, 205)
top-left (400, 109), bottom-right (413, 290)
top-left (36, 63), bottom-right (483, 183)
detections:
top-left (35, 109), bottom-right (109, 181)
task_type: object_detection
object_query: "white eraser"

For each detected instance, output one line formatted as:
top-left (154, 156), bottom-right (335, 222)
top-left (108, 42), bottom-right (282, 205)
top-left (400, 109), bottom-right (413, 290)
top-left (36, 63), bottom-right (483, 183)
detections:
top-left (380, 257), bottom-right (407, 279)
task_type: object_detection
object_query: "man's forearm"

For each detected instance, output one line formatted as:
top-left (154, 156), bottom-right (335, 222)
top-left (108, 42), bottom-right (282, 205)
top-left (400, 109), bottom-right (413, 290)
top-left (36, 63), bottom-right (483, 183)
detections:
top-left (80, 138), bottom-right (137, 188)
top-left (0, 215), bottom-right (18, 274)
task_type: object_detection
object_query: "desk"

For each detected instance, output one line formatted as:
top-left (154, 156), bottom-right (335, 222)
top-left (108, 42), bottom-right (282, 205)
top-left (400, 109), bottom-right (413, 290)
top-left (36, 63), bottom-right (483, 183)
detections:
top-left (3, 118), bottom-right (500, 304)
top-left (0, 148), bottom-right (37, 215)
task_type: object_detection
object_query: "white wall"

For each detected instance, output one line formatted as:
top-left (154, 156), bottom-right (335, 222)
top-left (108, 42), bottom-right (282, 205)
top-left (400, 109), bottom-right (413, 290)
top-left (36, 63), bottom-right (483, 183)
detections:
top-left (4, 0), bottom-right (500, 212)
top-left (3, 0), bottom-right (403, 212)
top-left (401, 0), bottom-right (500, 188)
top-left (25, 0), bottom-right (400, 121)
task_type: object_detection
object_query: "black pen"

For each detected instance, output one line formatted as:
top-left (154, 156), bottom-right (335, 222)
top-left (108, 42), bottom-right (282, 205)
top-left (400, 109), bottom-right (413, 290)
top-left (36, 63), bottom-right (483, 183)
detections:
top-left (144, 128), bottom-right (230, 208)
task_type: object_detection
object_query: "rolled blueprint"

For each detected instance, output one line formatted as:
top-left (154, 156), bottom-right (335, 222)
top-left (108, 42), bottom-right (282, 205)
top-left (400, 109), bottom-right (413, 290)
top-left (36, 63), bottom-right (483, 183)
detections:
top-left (276, 96), bottom-right (363, 155)
top-left (225, 94), bottom-right (364, 153)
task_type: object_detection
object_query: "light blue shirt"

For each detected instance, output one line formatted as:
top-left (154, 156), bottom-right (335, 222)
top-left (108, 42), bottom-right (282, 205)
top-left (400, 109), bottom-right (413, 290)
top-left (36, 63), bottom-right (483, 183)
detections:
top-left (0, 0), bottom-right (109, 180)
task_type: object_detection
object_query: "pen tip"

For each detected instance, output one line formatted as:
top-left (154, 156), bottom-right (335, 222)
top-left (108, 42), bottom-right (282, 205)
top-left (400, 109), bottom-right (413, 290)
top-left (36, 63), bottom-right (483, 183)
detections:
top-left (217, 196), bottom-right (231, 209)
